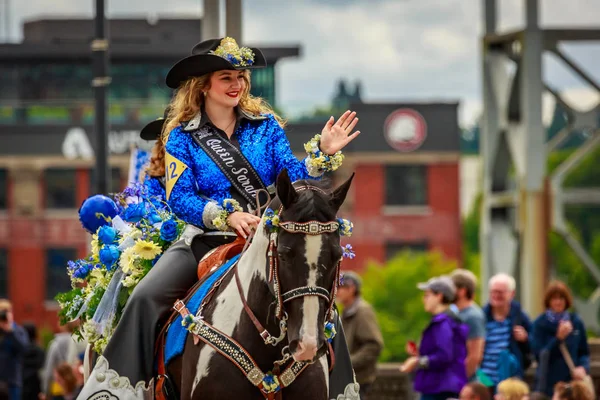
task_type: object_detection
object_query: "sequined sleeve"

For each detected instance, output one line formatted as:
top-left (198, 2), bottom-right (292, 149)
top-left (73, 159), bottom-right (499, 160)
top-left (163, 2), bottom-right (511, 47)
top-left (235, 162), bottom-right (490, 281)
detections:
top-left (165, 127), bottom-right (221, 229)
top-left (266, 115), bottom-right (322, 181)
top-left (142, 175), bottom-right (166, 206)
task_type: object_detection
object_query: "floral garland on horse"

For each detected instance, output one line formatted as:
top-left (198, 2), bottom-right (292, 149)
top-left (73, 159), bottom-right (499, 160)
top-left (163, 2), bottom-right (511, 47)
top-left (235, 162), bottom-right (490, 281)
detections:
top-left (56, 184), bottom-right (185, 353)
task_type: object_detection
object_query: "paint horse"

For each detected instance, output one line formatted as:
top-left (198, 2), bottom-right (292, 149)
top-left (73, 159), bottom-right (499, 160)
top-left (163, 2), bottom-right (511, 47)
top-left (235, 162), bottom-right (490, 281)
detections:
top-left (164, 170), bottom-right (354, 400)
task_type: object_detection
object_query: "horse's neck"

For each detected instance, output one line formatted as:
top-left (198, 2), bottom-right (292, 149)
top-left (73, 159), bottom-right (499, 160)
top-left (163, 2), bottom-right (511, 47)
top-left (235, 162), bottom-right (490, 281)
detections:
top-left (237, 222), bottom-right (268, 280)
top-left (233, 224), bottom-right (281, 328)
top-left (235, 224), bottom-right (270, 301)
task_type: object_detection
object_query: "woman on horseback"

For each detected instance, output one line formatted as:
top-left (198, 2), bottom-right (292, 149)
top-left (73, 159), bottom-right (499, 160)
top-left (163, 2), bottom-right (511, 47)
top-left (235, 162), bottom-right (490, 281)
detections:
top-left (79, 37), bottom-right (361, 400)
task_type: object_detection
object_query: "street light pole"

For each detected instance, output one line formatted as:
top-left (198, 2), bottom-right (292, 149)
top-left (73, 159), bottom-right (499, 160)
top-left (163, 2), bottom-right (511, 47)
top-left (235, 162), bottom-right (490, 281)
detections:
top-left (92, 0), bottom-right (111, 194)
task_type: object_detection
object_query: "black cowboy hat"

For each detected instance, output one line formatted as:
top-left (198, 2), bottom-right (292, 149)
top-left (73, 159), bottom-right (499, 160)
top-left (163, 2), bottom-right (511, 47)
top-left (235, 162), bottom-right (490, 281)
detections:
top-left (140, 107), bottom-right (170, 141)
top-left (165, 37), bottom-right (267, 89)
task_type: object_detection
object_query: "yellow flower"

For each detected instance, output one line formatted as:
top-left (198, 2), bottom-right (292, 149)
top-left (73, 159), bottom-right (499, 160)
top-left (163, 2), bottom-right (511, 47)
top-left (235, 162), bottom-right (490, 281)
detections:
top-left (213, 216), bottom-right (227, 230)
top-left (271, 215), bottom-right (280, 226)
top-left (91, 235), bottom-right (100, 258)
top-left (94, 337), bottom-right (108, 354)
top-left (133, 240), bottom-right (162, 260)
top-left (82, 285), bottom-right (94, 298)
top-left (89, 269), bottom-right (110, 289)
top-left (120, 247), bottom-right (138, 274)
top-left (127, 228), bottom-right (143, 241)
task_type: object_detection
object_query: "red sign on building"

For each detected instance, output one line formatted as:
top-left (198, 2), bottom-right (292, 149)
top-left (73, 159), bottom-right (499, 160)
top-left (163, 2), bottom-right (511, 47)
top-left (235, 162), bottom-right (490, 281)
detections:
top-left (384, 108), bottom-right (428, 152)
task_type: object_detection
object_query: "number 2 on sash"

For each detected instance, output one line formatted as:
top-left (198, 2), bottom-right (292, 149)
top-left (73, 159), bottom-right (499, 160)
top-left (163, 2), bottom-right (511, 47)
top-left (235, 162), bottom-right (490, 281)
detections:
top-left (168, 161), bottom-right (178, 181)
top-left (164, 152), bottom-right (188, 200)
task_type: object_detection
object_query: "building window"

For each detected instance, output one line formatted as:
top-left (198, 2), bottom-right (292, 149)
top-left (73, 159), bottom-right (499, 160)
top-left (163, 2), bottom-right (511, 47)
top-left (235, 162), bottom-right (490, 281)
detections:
top-left (90, 167), bottom-right (122, 194)
top-left (386, 242), bottom-right (429, 260)
top-left (46, 248), bottom-right (76, 301)
top-left (0, 249), bottom-right (7, 298)
top-left (250, 66), bottom-right (276, 108)
top-left (45, 168), bottom-right (77, 209)
top-left (385, 165), bottom-right (427, 206)
top-left (0, 169), bottom-right (6, 210)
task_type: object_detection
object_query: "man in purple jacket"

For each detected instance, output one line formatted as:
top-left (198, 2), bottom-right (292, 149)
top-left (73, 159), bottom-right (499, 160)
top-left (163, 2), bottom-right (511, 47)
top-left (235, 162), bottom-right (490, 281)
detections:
top-left (401, 276), bottom-right (469, 400)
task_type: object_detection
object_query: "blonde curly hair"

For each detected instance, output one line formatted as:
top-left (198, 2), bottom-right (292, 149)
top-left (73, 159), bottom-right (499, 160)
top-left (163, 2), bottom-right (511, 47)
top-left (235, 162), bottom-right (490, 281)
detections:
top-left (146, 70), bottom-right (285, 178)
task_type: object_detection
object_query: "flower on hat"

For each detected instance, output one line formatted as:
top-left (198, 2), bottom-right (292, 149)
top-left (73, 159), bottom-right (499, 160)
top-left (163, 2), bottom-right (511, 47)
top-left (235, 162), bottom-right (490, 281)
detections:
top-left (210, 37), bottom-right (255, 67)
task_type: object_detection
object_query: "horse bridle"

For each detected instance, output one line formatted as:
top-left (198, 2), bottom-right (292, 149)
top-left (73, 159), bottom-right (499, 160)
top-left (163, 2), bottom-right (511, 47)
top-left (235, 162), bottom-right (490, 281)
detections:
top-left (234, 185), bottom-right (342, 347)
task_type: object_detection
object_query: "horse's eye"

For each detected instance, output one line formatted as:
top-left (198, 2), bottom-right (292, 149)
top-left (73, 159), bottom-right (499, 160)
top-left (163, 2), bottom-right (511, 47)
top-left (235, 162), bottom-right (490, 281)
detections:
top-left (278, 246), bottom-right (293, 260)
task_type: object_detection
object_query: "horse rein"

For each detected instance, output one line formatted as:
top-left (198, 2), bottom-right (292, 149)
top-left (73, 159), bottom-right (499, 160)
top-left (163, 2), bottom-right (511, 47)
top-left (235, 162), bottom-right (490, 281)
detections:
top-left (233, 185), bottom-right (342, 348)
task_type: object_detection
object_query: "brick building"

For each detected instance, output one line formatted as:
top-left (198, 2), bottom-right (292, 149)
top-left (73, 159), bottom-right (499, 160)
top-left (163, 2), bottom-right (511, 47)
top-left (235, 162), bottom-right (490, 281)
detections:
top-left (0, 19), bottom-right (461, 329)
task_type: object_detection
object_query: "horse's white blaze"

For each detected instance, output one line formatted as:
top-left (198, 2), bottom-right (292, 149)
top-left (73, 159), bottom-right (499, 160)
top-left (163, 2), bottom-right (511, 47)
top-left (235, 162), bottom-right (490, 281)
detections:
top-left (300, 234), bottom-right (323, 344)
top-left (191, 222), bottom-right (270, 397)
top-left (319, 354), bottom-right (330, 392)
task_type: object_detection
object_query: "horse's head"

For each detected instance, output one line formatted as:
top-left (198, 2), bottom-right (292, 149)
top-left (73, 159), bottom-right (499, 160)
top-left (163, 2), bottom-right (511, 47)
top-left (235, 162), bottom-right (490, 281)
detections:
top-left (267, 169), bottom-right (353, 363)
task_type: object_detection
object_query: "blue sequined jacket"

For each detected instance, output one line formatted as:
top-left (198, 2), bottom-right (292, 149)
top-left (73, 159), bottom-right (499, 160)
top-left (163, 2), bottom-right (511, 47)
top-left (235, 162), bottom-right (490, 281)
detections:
top-left (165, 112), bottom-right (320, 230)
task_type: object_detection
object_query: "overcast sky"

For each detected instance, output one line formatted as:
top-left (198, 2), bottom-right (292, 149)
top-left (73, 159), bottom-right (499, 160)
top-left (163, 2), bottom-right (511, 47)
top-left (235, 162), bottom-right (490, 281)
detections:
top-left (4, 0), bottom-right (600, 126)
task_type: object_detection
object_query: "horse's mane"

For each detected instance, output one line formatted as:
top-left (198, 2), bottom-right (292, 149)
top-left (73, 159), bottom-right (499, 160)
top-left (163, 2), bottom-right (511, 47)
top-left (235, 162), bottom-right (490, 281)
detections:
top-left (291, 179), bottom-right (337, 222)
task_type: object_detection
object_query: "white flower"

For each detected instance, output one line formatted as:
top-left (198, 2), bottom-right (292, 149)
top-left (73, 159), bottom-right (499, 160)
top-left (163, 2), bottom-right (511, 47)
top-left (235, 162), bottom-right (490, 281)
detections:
top-left (81, 321), bottom-right (101, 343)
top-left (120, 247), bottom-right (139, 274)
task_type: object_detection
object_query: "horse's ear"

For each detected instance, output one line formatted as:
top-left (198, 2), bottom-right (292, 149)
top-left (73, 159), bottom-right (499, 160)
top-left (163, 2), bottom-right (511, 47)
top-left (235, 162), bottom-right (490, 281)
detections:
top-left (276, 169), bottom-right (298, 209)
top-left (331, 173), bottom-right (354, 212)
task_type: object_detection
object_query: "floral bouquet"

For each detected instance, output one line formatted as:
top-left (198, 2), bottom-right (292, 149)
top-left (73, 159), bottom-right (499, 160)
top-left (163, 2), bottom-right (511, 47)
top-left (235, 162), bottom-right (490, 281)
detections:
top-left (56, 184), bottom-right (185, 353)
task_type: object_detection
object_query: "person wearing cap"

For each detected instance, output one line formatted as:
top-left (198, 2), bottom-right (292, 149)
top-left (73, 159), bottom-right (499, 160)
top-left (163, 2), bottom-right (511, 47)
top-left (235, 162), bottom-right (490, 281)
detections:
top-left (401, 276), bottom-right (468, 400)
top-left (451, 269), bottom-right (486, 380)
top-left (139, 108), bottom-right (168, 204)
top-left (79, 37), bottom-right (362, 399)
top-left (337, 271), bottom-right (384, 399)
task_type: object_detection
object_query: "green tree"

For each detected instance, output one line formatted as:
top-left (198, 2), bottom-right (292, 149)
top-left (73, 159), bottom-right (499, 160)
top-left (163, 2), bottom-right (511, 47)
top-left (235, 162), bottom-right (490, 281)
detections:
top-left (361, 251), bottom-right (457, 362)
top-left (549, 230), bottom-right (597, 299)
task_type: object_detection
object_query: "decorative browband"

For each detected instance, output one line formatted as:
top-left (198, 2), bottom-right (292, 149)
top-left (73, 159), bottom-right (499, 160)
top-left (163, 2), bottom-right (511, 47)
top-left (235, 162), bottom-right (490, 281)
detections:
top-left (278, 221), bottom-right (339, 235)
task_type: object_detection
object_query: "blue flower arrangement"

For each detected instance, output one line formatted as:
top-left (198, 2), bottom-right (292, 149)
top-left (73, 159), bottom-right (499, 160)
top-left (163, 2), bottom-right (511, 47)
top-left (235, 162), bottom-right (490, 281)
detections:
top-left (56, 183), bottom-right (186, 353)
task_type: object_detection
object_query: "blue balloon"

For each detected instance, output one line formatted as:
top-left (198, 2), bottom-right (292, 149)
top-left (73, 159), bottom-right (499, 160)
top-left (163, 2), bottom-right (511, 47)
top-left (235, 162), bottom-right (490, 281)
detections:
top-left (79, 195), bottom-right (119, 234)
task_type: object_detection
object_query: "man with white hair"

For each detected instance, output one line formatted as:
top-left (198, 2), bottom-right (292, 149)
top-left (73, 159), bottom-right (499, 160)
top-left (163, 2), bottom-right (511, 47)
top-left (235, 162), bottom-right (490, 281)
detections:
top-left (480, 273), bottom-right (533, 391)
